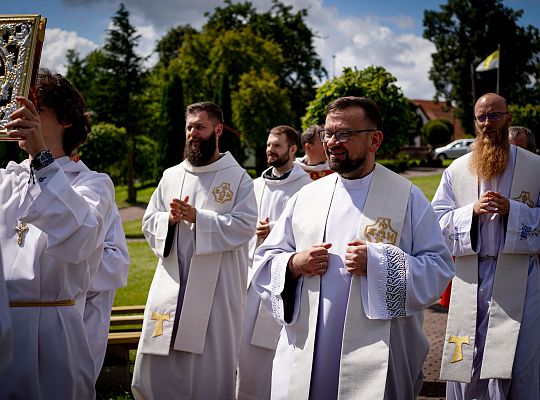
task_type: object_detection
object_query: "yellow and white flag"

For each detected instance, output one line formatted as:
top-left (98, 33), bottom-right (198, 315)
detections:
top-left (476, 49), bottom-right (500, 72)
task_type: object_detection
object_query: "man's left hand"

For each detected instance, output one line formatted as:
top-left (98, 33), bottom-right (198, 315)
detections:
top-left (256, 217), bottom-right (270, 239)
top-left (345, 239), bottom-right (368, 276)
top-left (485, 191), bottom-right (510, 216)
top-left (170, 196), bottom-right (197, 224)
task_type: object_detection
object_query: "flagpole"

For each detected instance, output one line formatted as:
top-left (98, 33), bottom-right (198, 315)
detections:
top-left (496, 43), bottom-right (500, 94)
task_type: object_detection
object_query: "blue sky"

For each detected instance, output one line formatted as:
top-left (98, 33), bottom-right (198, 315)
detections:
top-left (3, 0), bottom-right (539, 99)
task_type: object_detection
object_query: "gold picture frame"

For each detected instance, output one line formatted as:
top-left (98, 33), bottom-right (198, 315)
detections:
top-left (0, 14), bottom-right (46, 141)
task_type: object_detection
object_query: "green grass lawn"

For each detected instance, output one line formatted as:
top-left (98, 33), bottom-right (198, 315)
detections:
top-left (115, 183), bottom-right (156, 209)
top-left (122, 219), bottom-right (143, 238)
top-left (113, 241), bottom-right (156, 307)
top-left (407, 173), bottom-right (443, 202)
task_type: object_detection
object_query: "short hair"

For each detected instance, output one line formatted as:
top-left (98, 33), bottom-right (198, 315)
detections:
top-left (301, 125), bottom-right (323, 147)
top-left (269, 125), bottom-right (299, 147)
top-left (326, 96), bottom-right (383, 130)
top-left (35, 69), bottom-right (91, 156)
top-left (509, 126), bottom-right (536, 153)
top-left (185, 102), bottom-right (223, 125)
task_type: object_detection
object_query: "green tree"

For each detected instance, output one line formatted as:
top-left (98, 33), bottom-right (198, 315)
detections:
top-left (302, 66), bottom-right (417, 156)
top-left (509, 103), bottom-right (540, 149)
top-left (423, 0), bottom-right (540, 133)
top-left (422, 119), bottom-right (452, 148)
top-left (78, 123), bottom-right (127, 183)
top-left (206, 0), bottom-right (326, 127)
top-left (232, 69), bottom-right (292, 174)
top-left (155, 25), bottom-right (197, 68)
top-left (102, 3), bottom-right (146, 202)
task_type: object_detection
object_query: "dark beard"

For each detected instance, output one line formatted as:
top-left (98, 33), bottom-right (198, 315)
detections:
top-left (184, 131), bottom-right (217, 166)
top-left (268, 153), bottom-right (290, 169)
top-left (470, 126), bottom-right (510, 181)
top-left (328, 151), bottom-right (367, 175)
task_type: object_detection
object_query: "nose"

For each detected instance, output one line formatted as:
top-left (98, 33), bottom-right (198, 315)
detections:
top-left (326, 133), bottom-right (340, 146)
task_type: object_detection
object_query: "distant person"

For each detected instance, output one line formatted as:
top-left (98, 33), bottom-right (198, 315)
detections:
top-left (509, 125), bottom-right (536, 153)
top-left (253, 96), bottom-right (454, 399)
top-left (0, 69), bottom-right (115, 399)
top-left (237, 125), bottom-right (311, 399)
top-left (132, 102), bottom-right (257, 399)
top-left (297, 124), bottom-right (334, 180)
top-left (433, 93), bottom-right (540, 399)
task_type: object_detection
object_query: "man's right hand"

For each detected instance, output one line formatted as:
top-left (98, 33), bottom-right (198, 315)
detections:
top-left (288, 242), bottom-right (332, 279)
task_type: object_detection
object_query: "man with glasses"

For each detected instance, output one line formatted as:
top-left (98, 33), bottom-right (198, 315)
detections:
top-left (132, 102), bottom-right (257, 399)
top-left (237, 125), bottom-right (311, 399)
top-left (252, 96), bottom-right (454, 399)
top-left (433, 93), bottom-right (540, 399)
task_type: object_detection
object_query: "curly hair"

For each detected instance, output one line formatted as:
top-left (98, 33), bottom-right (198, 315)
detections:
top-left (35, 69), bottom-right (91, 156)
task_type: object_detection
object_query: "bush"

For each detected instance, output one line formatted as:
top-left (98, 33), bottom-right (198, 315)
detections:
top-left (423, 119), bottom-right (451, 148)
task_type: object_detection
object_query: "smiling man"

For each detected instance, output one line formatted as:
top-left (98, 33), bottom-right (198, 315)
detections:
top-left (132, 101), bottom-right (257, 399)
top-left (433, 93), bottom-right (540, 399)
top-left (252, 96), bottom-right (454, 399)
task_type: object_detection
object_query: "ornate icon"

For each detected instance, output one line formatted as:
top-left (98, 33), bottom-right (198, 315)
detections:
top-left (512, 191), bottom-right (534, 208)
top-left (0, 14), bottom-right (46, 140)
top-left (212, 182), bottom-right (234, 203)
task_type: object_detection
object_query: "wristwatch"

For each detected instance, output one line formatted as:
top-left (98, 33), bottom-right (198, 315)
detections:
top-left (31, 150), bottom-right (55, 171)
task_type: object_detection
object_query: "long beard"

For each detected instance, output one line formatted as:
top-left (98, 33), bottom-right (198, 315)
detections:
top-left (470, 127), bottom-right (510, 181)
top-left (184, 131), bottom-right (217, 166)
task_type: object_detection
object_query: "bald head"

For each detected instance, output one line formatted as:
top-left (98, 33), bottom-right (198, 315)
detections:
top-left (475, 93), bottom-right (508, 113)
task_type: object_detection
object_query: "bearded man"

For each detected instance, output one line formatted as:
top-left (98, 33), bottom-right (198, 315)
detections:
top-left (432, 93), bottom-right (540, 399)
top-left (132, 102), bottom-right (257, 399)
top-left (237, 126), bottom-right (311, 399)
top-left (252, 96), bottom-right (454, 399)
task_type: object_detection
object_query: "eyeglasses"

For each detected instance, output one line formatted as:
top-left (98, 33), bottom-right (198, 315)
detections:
top-left (319, 129), bottom-right (376, 143)
top-left (474, 112), bottom-right (508, 124)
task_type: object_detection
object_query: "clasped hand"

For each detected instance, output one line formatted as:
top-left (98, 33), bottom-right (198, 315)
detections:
top-left (288, 239), bottom-right (368, 279)
top-left (169, 196), bottom-right (196, 224)
top-left (473, 191), bottom-right (510, 216)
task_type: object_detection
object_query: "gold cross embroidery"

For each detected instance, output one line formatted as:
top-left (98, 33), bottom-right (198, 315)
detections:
top-left (448, 335), bottom-right (470, 363)
top-left (150, 312), bottom-right (171, 337)
top-left (15, 221), bottom-right (29, 247)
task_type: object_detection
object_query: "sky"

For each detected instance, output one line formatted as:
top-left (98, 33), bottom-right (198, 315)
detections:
top-left (3, 0), bottom-right (539, 100)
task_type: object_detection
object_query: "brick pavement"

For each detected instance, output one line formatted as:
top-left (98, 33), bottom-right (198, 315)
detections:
top-left (419, 303), bottom-right (449, 399)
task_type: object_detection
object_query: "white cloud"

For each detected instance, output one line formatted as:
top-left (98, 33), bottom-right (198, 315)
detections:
top-left (40, 28), bottom-right (98, 75)
top-left (61, 0), bottom-right (438, 99)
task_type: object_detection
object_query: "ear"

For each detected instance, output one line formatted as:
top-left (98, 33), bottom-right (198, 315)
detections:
top-left (369, 131), bottom-right (383, 153)
top-left (215, 123), bottom-right (223, 138)
top-left (289, 144), bottom-right (298, 156)
top-left (304, 143), bottom-right (312, 152)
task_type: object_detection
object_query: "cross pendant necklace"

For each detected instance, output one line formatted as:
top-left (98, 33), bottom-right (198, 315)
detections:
top-left (15, 221), bottom-right (29, 247)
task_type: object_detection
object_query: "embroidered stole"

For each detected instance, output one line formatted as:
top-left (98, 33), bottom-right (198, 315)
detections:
top-left (288, 164), bottom-right (412, 399)
top-left (440, 149), bottom-right (540, 381)
top-left (140, 164), bottom-right (244, 355)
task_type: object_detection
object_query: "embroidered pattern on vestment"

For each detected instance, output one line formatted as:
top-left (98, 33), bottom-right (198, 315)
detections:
top-left (381, 245), bottom-right (408, 318)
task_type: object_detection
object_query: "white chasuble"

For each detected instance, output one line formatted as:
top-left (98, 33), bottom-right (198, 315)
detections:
top-left (289, 164), bottom-right (411, 400)
top-left (440, 147), bottom-right (540, 382)
top-left (140, 155), bottom-right (246, 356)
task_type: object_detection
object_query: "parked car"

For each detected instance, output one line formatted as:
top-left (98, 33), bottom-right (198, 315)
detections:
top-left (432, 139), bottom-right (475, 160)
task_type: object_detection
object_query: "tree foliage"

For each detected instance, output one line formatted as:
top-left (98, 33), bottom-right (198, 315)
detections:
top-left (423, 0), bottom-right (540, 133)
top-left (302, 66), bottom-right (417, 156)
top-left (422, 119), bottom-right (452, 147)
top-left (66, 3), bottom-right (147, 201)
top-left (509, 103), bottom-right (540, 150)
top-left (232, 69), bottom-right (292, 174)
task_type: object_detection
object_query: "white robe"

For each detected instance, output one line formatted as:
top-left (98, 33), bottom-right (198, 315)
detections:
top-left (237, 164), bottom-right (311, 400)
top-left (432, 145), bottom-right (540, 399)
top-left (0, 156), bottom-right (115, 400)
top-left (253, 172), bottom-right (454, 399)
top-left (132, 152), bottom-right (257, 400)
top-left (84, 205), bottom-right (130, 382)
top-left (0, 248), bottom-right (11, 374)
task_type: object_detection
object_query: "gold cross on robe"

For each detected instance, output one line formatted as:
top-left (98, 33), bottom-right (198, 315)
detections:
top-left (448, 335), bottom-right (470, 363)
top-left (15, 221), bottom-right (29, 247)
top-left (151, 312), bottom-right (171, 337)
